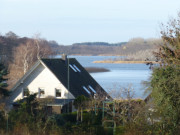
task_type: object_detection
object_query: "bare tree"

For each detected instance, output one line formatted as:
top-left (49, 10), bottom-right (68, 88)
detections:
top-left (106, 85), bottom-right (145, 126)
top-left (8, 37), bottom-right (53, 88)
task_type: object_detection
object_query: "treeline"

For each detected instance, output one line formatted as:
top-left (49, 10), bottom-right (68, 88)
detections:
top-left (72, 42), bottom-right (127, 46)
top-left (0, 31), bottom-right (54, 65)
top-left (0, 31), bottom-right (54, 88)
top-left (0, 32), bottom-right (28, 64)
top-left (51, 38), bottom-right (162, 56)
top-left (1, 31), bottom-right (161, 58)
top-left (0, 32), bottom-right (162, 58)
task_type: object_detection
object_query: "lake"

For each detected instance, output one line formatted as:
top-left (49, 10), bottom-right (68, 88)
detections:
top-left (57, 55), bottom-right (151, 99)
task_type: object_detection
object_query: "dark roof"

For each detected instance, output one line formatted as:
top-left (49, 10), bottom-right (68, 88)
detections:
top-left (41, 58), bottom-right (110, 99)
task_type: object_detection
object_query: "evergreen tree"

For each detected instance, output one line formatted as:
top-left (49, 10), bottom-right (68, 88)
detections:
top-left (0, 63), bottom-right (9, 132)
top-left (0, 63), bottom-right (9, 98)
top-left (150, 13), bottom-right (180, 134)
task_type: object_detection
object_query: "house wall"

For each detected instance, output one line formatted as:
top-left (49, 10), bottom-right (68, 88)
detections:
top-left (52, 106), bottom-right (61, 114)
top-left (9, 63), bottom-right (75, 103)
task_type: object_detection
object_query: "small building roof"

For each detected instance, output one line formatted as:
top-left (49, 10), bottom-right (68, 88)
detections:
top-left (41, 58), bottom-right (110, 98)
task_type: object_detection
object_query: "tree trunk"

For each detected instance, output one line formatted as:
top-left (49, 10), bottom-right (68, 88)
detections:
top-left (81, 108), bottom-right (83, 122)
top-left (77, 108), bottom-right (79, 122)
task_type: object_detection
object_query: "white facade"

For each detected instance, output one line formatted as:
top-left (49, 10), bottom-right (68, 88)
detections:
top-left (8, 62), bottom-right (75, 105)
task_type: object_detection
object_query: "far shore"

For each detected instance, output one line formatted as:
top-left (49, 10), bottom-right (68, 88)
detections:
top-left (57, 54), bottom-right (124, 56)
top-left (93, 60), bottom-right (159, 64)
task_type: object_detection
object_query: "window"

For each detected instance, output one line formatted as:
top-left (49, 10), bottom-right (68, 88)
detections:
top-left (82, 86), bottom-right (91, 94)
top-left (39, 88), bottom-right (45, 97)
top-left (55, 88), bottom-right (61, 97)
top-left (23, 88), bottom-right (29, 97)
top-left (73, 64), bottom-right (81, 72)
top-left (88, 85), bottom-right (96, 93)
top-left (69, 64), bottom-right (77, 72)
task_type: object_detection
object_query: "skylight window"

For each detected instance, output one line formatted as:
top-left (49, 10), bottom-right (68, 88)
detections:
top-left (88, 85), bottom-right (96, 93)
top-left (73, 64), bottom-right (81, 72)
top-left (82, 86), bottom-right (91, 94)
top-left (69, 64), bottom-right (77, 72)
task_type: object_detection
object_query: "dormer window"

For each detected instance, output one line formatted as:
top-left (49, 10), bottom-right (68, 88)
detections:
top-left (55, 88), bottom-right (61, 97)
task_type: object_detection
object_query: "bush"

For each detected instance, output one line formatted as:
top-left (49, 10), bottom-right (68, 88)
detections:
top-left (0, 111), bottom-right (6, 130)
top-left (61, 113), bottom-right (76, 123)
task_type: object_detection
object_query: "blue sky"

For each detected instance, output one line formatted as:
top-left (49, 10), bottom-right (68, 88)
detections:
top-left (1, 0), bottom-right (180, 45)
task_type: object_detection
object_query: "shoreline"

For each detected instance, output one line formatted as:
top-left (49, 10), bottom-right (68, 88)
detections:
top-left (56, 54), bottom-right (124, 56)
top-left (93, 60), bottom-right (159, 64)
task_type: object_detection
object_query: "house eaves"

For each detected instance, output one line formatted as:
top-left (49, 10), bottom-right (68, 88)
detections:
top-left (10, 60), bottom-right (41, 92)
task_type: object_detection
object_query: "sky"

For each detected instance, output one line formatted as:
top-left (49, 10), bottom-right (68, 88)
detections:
top-left (1, 0), bottom-right (180, 45)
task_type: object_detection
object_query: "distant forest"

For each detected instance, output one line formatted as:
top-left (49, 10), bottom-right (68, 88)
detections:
top-left (72, 42), bottom-right (127, 46)
top-left (0, 31), bottom-right (162, 63)
top-left (0, 32), bottom-right (52, 65)
top-left (50, 38), bottom-right (162, 60)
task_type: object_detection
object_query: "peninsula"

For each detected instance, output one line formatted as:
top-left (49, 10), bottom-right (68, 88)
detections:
top-left (93, 60), bottom-right (159, 64)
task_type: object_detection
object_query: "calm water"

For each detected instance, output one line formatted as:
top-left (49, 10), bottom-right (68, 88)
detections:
top-left (57, 55), bottom-right (151, 99)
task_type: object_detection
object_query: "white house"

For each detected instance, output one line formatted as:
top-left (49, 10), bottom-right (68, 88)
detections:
top-left (6, 55), bottom-right (110, 113)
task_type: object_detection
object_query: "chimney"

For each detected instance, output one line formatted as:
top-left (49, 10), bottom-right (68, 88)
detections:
top-left (62, 54), bottom-right (67, 62)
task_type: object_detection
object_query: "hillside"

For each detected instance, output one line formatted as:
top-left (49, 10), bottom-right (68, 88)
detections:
top-left (0, 32), bottom-right (54, 65)
top-left (0, 32), bottom-right (162, 62)
top-left (50, 38), bottom-right (162, 61)
top-left (0, 33), bottom-right (28, 64)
